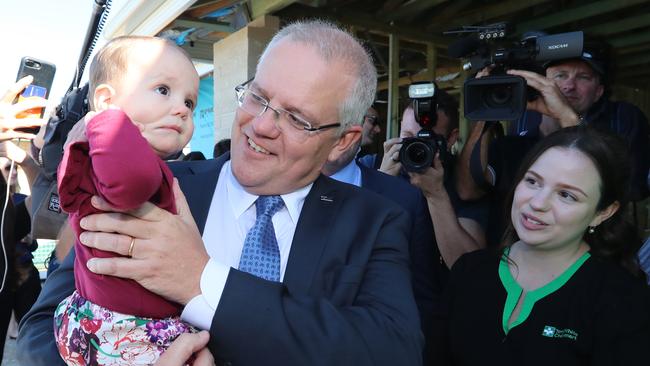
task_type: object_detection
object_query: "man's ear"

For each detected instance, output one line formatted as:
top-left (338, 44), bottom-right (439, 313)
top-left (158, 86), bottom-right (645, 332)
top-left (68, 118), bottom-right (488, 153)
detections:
top-left (93, 84), bottom-right (116, 111)
top-left (328, 125), bottom-right (362, 162)
top-left (589, 200), bottom-right (620, 228)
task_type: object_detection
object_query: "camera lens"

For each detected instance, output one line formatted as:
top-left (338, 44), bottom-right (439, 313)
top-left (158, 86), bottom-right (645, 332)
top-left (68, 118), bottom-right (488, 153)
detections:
top-left (399, 139), bottom-right (436, 172)
top-left (485, 85), bottom-right (512, 107)
top-left (406, 142), bottom-right (428, 164)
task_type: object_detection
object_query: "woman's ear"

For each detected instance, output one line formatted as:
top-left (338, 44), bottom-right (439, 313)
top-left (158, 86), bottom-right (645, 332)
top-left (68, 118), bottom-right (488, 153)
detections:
top-left (93, 84), bottom-right (116, 111)
top-left (589, 200), bottom-right (620, 228)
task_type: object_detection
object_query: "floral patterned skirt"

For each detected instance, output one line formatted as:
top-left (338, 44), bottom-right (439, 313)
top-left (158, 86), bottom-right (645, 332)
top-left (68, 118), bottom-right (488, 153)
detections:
top-left (54, 291), bottom-right (195, 365)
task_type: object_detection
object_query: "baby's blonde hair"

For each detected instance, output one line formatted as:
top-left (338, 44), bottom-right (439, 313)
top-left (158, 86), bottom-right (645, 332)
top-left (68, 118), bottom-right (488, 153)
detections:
top-left (88, 36), bottom-right (192, 110)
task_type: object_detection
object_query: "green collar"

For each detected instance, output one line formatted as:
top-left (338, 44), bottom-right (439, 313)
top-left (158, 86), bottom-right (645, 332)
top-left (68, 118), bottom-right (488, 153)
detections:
top-left (499, 248), bottom-right (591, 334)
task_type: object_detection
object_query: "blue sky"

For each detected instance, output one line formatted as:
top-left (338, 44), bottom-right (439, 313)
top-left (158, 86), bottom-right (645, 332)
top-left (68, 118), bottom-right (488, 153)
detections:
top-left (0, 0), bottom-right (127, 107)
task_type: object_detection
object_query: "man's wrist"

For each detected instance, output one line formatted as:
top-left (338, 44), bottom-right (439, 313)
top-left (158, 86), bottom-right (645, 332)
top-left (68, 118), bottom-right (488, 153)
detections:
top-left (559, 110), bottom-right (581, 127)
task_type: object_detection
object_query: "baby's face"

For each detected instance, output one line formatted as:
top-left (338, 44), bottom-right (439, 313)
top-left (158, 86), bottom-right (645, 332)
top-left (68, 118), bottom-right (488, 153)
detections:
top-left (108, 43), bottom-right (199, 157)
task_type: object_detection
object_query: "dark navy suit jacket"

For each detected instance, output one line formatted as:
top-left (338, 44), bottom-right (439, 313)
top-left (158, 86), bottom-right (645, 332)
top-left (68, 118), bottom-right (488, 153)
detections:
top-left (18, 154), bottom-right (424, 366)
top-left (358, 163), bottom-right (441, 360)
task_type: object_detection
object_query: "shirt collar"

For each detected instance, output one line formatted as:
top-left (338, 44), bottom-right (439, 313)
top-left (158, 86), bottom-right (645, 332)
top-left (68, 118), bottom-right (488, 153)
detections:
top-left (225, 161), bottom-right (312, 224)
top-left (328, 159), bottom-right (362, 187)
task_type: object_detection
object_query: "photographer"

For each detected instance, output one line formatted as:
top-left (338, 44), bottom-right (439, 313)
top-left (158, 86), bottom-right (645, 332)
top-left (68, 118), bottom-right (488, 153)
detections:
top-left (457, 38), bottom-right (650, 246)
top-left (360, 90), bottom-right (488, 269)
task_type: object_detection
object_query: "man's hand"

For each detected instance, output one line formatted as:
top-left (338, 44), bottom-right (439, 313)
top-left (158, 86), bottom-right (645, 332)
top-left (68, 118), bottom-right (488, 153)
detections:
top-left (507, 69), bottom-right (580, 126)
top-left (79, 179), bottom-right (210, 305)
top-left (155, 331), bottom-right (215, 366)
top-left (408, 153), bottom-right (445, 200)
top-left (379, 137), bottom-right (403, 176)
top-left (0, 76), bottom-right (47, 141)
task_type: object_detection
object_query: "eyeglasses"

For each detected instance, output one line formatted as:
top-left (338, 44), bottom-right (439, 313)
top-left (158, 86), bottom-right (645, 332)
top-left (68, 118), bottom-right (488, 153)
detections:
top-left (235, 82), bottom-right (341, 142)
top-left (364, 114), bottom-right (379, 126)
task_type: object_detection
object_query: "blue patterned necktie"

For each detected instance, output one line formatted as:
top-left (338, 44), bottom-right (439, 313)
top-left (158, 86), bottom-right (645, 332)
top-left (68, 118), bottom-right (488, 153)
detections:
top-left (238, 195), bottom-right (284, 281)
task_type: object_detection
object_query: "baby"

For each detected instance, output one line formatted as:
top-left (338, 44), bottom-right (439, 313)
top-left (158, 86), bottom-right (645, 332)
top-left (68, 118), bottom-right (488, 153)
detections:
top-left (54, 36), bottom-right (199, 365)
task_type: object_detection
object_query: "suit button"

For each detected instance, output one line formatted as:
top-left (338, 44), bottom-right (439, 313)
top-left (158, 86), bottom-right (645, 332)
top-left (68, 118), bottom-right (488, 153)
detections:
top-left (223, 362), bottom-right (232, 366)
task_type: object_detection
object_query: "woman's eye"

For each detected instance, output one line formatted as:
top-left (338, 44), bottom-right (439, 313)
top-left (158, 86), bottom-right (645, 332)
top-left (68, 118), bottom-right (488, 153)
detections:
top-left (559, 191), bottom-right (578, 201)
top-left (156, 86), bottom-right (170, 95)
top-left (524, 177), bottom-right (537, 185)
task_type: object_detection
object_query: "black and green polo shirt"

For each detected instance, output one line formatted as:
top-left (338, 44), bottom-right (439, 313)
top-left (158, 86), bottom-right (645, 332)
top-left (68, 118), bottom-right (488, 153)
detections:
top-left (439, 249), bottom-right (650, 366)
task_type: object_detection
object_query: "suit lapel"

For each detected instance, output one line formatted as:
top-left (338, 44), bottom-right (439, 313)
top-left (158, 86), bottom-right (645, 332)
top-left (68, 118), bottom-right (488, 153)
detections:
top-left (174, 154), bottom-right (228, 234)
top-left (283, 175), bottom-right (343, 294)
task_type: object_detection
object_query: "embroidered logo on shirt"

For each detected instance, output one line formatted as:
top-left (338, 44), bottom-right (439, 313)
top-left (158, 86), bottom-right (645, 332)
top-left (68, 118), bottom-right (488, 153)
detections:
top-left (48, 192), bottom-right (61, 213)
top-left (542, 325), bottom-right (578, 341)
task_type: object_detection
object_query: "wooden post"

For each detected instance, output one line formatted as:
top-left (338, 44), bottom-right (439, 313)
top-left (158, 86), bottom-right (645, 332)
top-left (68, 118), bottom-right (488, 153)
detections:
top-left (426, 42), bottom-right (436, 81)
top-left (387, 33), bottom-right (400, 139)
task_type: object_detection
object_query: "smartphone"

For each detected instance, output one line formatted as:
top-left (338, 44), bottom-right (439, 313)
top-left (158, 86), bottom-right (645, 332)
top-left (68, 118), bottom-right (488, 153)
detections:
top-left (14, 56), bottom-right (56, 132)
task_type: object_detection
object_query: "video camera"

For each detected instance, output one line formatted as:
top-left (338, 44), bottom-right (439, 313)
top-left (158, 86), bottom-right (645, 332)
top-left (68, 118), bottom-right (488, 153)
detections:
top-left (446, 23), bottom-right (583, 120)
top-left (399, 82), bottom-right (449, 173)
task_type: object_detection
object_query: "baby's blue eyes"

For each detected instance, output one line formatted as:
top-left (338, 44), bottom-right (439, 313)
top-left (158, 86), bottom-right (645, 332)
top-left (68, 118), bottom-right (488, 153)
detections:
top-left (156, 86), bottom-right (170, 95)
top-left (185, 100), bottom-right (195, 110)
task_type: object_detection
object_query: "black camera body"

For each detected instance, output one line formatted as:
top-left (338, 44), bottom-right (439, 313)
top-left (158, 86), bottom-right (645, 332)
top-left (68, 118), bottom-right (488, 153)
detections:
top-left (447, 23), bottom-right (583, 121)
top-left (399, 82), bottom-right (449, 173)
top-left (400, 130), bottom-right (448, 173)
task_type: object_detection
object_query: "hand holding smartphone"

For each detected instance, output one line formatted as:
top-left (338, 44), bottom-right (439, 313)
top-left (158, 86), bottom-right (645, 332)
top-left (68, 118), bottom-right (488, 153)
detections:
top-left (1, 78), bottom-right (44, 141)
top-left (12, 57), bottom-right (56, 133)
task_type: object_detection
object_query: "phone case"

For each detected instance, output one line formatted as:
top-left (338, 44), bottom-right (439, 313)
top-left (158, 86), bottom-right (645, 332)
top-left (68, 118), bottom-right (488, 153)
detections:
top-left (15, 56), bottom-right (56, 120)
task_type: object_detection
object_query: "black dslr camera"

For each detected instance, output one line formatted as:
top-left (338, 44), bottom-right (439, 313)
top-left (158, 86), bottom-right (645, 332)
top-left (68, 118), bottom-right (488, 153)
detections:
top-left (399, 82), bottom-right (449, 173)
top-left (446, 23), bottom-right (583, 121)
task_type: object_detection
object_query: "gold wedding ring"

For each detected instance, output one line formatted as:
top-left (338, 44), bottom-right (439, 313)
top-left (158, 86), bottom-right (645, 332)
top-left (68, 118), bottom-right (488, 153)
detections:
top-left (127, 237), bottom-right (136, 257)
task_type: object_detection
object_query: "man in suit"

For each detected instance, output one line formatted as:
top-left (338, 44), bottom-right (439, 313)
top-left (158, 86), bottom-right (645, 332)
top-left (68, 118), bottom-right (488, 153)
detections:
top-left (360, 106), bottom-right (381, 147)
top-left (322, 130), bottom-right (441, 362)
top-left (18, 20), bottom-right (423, 365)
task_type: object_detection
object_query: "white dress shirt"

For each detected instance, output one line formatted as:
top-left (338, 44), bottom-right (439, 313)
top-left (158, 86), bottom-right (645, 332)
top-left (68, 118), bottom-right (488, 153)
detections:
top-left (181, 161), bottom-right (312, 330)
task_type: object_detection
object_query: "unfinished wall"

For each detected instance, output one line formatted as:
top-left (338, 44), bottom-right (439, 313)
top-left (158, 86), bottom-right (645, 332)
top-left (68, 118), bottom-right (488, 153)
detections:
top-left (212, 15), bottom-right (280, 143)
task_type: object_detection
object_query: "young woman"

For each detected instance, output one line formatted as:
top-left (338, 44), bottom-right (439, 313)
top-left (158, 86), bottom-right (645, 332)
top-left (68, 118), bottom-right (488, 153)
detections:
top-left (440, 126), bottom-right (650, 365)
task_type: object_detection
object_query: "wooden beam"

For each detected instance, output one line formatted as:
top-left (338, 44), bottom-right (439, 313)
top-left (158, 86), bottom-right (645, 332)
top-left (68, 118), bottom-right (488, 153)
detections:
top-left (617, 53), bottom-right (650, 68)
top-left (617, 68), bottom-right (650, 78)
top-left (383, 0), bottom-right (448, 22)
top-left (297, 0), bottom-right (327, 6)
top-left (278, 4), bottom-right (450, 45)
top-left (617, 76), bottom-right (650, 88)
top-left (377, 66), bottom-right (461, 90)
top-left (617, 42), bottom-right (650, 55)
top-left (584, 13), bottom-right (650, 36)
top-left (375, 0), bottom-right (405, 18)
top-left (180, 39), bottom-right (218, 60)
top-left (387, 34), bottom-right (400, 139)
top-left (172, 18), bottom-right (234, 33)
top-left (610, 31), bottom-right (650, 48)
top-left (249, 0), bottom-right (297, 19)
top-left (426, 0), bottom-right (473, 31)
top-left (187, 0), bottom-right (243, 18)
top-left (432, 0), bottom-right (551, 32)
top-left (516, 0), bottom-right (649, 33)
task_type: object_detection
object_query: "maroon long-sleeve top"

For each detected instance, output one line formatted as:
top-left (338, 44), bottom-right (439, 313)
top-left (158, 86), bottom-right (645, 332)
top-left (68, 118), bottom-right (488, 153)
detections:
top-left (58, 109), bottom-right (180, 318)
